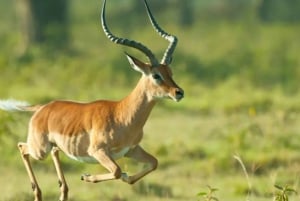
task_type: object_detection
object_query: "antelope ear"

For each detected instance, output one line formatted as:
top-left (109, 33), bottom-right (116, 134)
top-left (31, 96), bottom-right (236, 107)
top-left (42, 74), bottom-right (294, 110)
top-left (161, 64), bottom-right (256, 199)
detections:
top-left (125, 53), bottom-right (150, 75)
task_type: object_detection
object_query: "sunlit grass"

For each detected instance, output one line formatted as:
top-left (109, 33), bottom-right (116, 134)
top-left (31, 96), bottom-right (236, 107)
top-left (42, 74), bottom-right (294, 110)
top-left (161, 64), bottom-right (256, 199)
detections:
top-left (1, 108), bottom-right (300, 200)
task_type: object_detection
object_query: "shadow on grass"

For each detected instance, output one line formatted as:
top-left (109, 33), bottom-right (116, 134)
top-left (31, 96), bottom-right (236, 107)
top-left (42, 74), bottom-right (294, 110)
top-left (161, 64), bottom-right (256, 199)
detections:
top-left (3, 191), bottom-right (79, 201)
top-left (133, 180), bottom-right (173, 198)
top-left (2, 192), bottom-right (32, 201)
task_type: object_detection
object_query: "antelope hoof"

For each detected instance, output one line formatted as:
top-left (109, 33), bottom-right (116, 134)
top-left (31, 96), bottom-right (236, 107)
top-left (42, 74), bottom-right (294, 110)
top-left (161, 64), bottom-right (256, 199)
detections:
top-left (121, 173), bottom-right (135, 184)
top-left (80, 173), bottom-right (91, 181)
top-left (121, 173), bottom-right (129, 182)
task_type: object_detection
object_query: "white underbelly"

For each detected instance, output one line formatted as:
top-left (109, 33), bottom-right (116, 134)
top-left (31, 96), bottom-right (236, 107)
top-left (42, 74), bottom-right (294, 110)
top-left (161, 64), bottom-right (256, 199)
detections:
top-left (65, 146), bottom-right (132, 163)
top-left (66, 154), bottom-right (99, 164)
top-left (111, 146), bottom-right (131, 160)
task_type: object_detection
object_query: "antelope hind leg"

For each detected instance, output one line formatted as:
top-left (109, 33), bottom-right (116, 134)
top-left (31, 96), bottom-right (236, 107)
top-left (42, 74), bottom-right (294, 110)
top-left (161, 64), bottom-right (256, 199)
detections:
top-left (18, 142), bottom-right (42, 201)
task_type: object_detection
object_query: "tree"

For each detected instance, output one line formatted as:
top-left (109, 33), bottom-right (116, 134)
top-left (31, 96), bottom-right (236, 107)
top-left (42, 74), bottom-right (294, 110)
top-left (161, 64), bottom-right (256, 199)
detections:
top-left (16, 0), bottom-right (69, 54)
top-left (178, 0), bottom-right (194, 27)
top-left (258, 0), bottom-right (300, 22)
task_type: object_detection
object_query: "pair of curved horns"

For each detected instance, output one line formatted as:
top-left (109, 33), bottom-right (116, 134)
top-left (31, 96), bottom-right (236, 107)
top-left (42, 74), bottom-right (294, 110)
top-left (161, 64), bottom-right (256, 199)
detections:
top-left (101, 0), bottom-right (177, 66)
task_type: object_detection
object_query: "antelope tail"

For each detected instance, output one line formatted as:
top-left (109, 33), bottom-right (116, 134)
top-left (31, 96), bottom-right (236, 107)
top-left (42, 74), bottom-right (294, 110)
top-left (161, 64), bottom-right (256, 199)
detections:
top-left (0, 99), bottom-right (41, 112)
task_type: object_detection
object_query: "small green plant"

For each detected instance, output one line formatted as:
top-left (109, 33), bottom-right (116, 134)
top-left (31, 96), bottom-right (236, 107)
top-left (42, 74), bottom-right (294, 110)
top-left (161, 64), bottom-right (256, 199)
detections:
top-left (197, 185), bottom-right (219, 201)
top-left (274, 184), bottom-right (297, 201)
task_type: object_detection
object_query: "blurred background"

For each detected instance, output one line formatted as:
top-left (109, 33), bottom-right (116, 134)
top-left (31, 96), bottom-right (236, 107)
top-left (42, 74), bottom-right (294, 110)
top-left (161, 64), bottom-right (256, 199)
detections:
top-left (0, 0), bottom-right (300, 200)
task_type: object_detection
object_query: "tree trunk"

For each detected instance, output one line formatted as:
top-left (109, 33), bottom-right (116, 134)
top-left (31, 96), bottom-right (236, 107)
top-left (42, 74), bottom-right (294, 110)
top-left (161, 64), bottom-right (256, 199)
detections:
top-left (16, 0), bottom-right (69, 54)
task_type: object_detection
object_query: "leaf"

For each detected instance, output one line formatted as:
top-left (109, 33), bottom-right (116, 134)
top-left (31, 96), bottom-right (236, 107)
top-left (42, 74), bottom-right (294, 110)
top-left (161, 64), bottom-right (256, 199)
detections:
top-left (274, 193), bottom-right (282, 201)
top-left (197, 192), bottom-right (207, 196)
top-left (211, 196), bottom-right (219, 201)
top-left (283, 194), bottom-right (288, 201)
top-left (286, 188), bottom-right (297, 194)
top-left (274, 184), bottom-right (284, 190)
top-left (274, 196), bottom-right (280, 201)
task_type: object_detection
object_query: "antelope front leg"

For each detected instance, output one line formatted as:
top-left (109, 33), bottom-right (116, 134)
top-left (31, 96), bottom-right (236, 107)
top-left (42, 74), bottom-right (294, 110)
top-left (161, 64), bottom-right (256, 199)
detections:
top-left (51, 147), bottom-right (68, 201)
top-left (122, 145), bottom-right (158, 184)
top-left (81, 149), bottom-right (122, 183)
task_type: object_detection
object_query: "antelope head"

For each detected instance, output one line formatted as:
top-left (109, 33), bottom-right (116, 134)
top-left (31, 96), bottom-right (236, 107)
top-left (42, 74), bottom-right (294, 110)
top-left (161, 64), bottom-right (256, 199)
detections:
top-left (101, 0), bottom-right (184, 102)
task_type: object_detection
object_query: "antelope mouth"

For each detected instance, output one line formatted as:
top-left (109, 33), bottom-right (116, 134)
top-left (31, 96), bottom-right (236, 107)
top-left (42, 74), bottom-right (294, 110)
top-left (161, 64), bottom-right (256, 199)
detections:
top-left (174, 96), bottom-right (184, 102)
top-left (169, 91), bottom-right (184, 102)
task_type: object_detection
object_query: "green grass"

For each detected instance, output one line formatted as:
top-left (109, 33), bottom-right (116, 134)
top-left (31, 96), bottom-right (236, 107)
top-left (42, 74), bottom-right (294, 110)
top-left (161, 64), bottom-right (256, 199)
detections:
top-left (1, 1), bottom-right (300, 201)
top-left (1, 110), bottom-right (300, 201)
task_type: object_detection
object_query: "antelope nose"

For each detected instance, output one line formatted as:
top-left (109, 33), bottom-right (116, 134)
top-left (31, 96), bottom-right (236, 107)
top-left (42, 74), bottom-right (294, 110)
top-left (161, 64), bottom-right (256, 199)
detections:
top-left (175, 88), bottom-right (184, 101)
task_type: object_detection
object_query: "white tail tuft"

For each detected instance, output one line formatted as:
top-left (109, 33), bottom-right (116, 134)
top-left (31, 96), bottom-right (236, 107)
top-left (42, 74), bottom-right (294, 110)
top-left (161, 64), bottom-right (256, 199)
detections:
top-left (0, 99), bottom-right (30, 111)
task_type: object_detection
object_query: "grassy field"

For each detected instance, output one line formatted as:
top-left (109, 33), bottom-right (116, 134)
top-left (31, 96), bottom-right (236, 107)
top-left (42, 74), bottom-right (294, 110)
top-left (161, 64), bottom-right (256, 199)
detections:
top-left (1, 110), bottom-right (300, 201)
top-left (1, 1), bottom-right (300, 201)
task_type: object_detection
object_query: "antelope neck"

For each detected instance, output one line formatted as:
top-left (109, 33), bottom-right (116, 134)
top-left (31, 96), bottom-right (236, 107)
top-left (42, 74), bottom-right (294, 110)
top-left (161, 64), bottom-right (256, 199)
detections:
top-left (116, 77), bottom-right (156, 127)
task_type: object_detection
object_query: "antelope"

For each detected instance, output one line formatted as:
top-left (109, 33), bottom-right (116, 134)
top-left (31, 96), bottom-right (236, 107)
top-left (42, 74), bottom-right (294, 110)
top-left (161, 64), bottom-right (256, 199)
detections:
top-left (0, 0), bottom-right (184, 200)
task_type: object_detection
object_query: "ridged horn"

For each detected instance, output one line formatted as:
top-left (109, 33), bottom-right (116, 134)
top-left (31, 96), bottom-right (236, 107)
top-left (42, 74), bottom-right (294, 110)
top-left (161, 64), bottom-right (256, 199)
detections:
top-left (143, 0), bottom-right (178, 65)
top-left (101, 0), bottom-right (159, 67)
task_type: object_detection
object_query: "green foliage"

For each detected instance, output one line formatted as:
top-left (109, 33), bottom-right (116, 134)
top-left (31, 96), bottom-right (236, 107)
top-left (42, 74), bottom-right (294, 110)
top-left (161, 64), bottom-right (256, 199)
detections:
top-left (197, 186), bottom-right (219, 201)
top-left (259, 0), bottom-right (300, 23)
top-left (274, 185), bottom-right (297, 201)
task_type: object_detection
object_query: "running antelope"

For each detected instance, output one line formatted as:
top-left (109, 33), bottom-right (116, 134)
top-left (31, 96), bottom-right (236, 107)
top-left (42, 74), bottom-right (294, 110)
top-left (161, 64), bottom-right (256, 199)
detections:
top-left (0, 0), bottom-right (184, 200)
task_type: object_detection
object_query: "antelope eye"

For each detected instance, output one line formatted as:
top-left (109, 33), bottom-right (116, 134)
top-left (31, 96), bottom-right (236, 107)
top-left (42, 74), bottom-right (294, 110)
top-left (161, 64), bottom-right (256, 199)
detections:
top-left (152, 73), bottom-right (161, 80)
